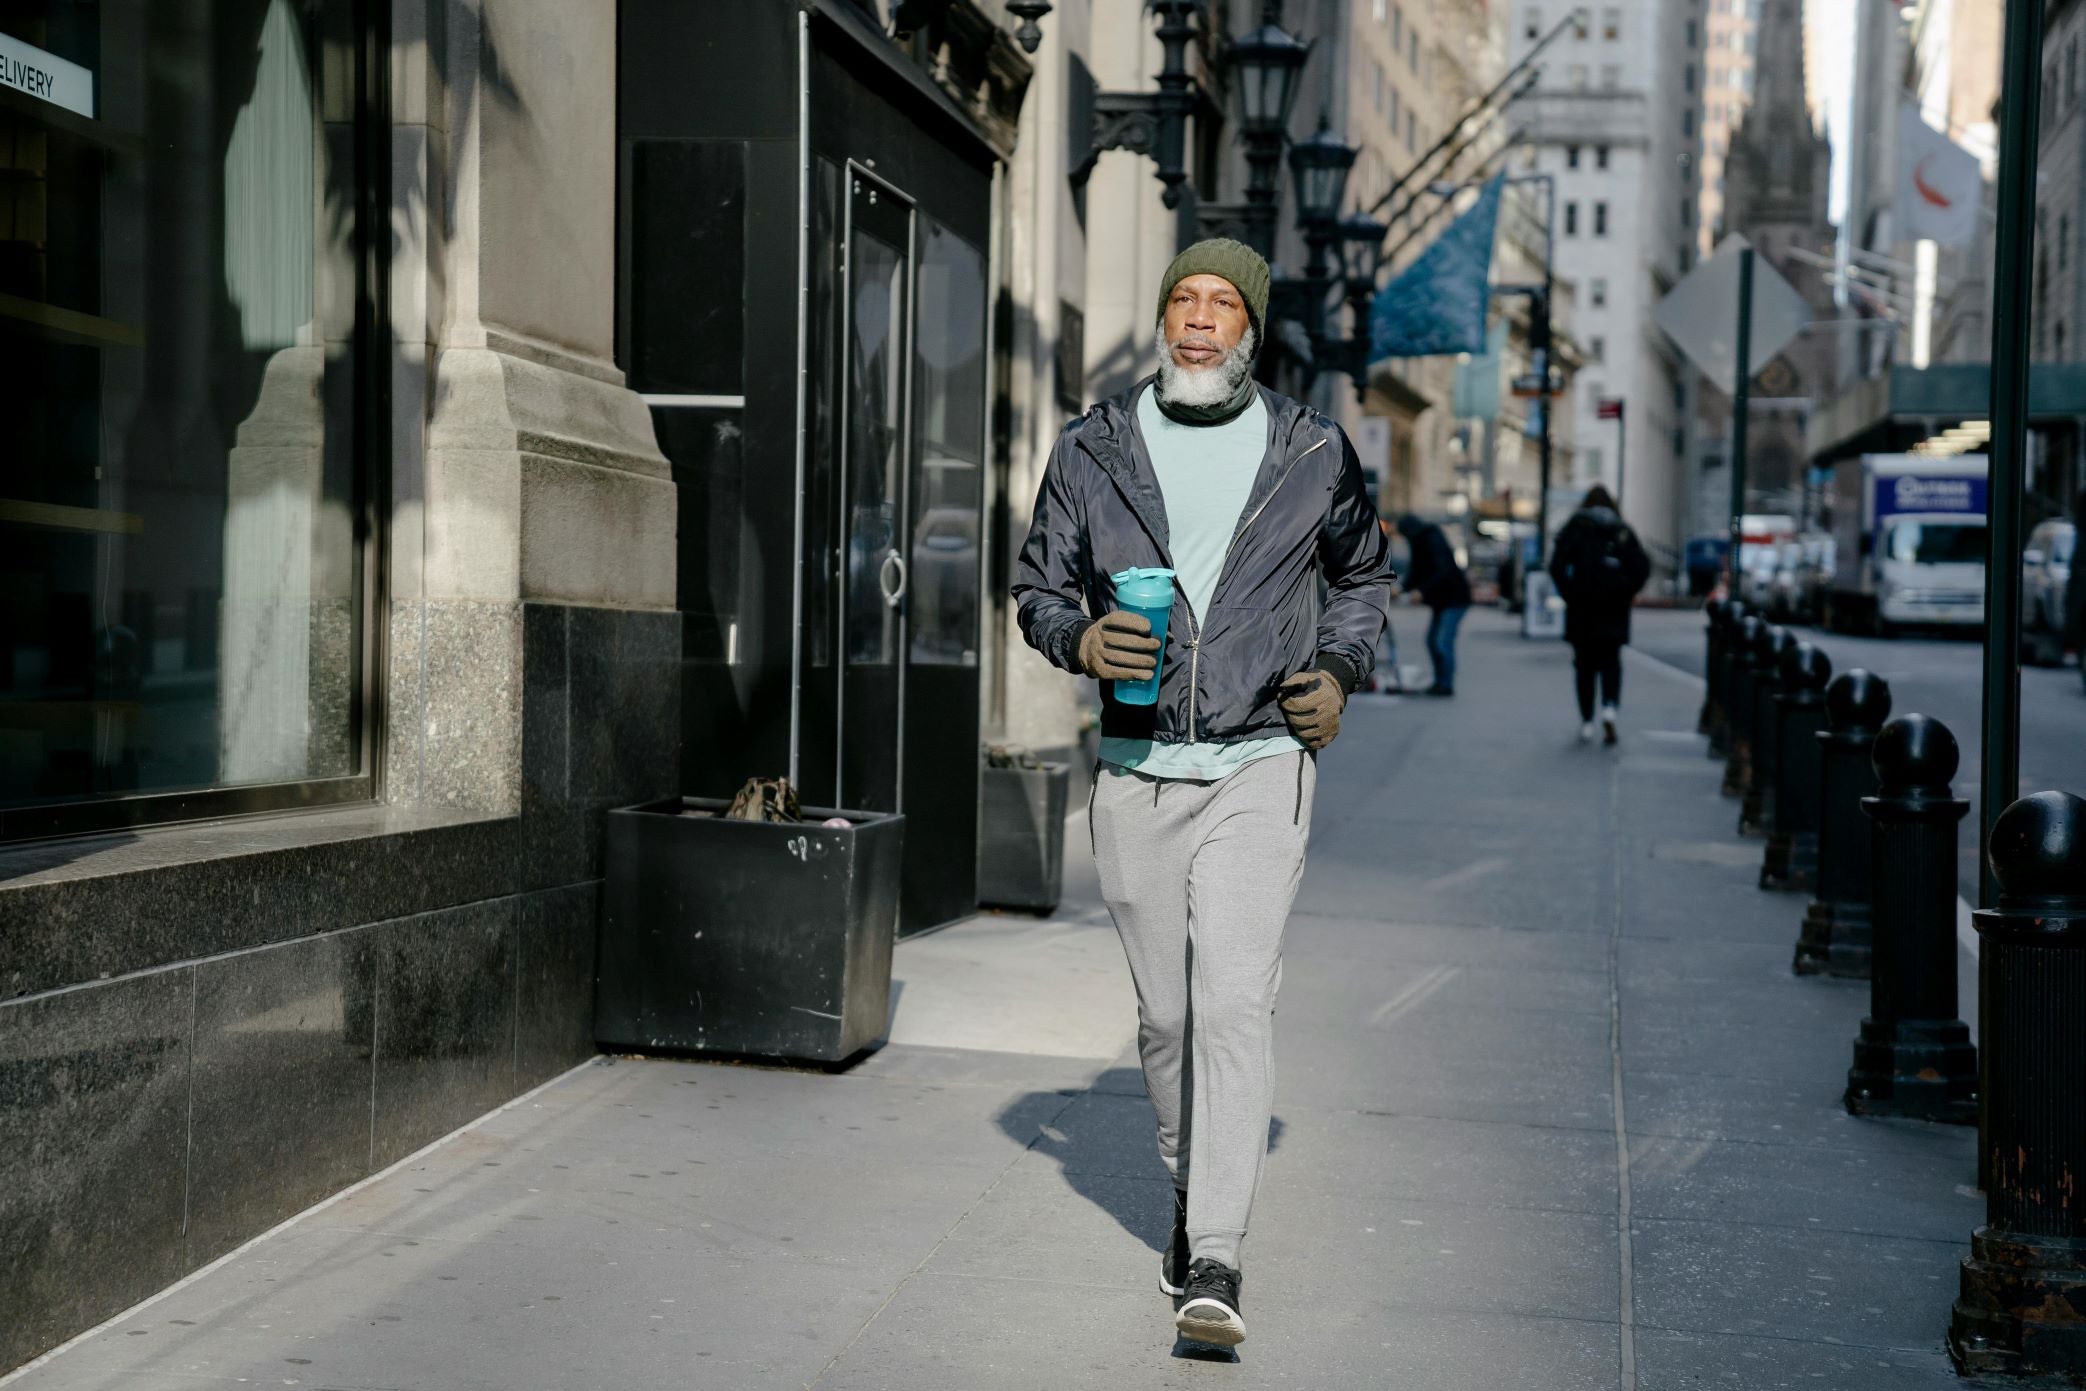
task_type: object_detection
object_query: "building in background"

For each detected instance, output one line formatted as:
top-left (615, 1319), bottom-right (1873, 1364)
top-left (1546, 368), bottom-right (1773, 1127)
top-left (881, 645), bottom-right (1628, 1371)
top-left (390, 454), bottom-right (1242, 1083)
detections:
top-left (1698, 0), bottom-right (1755, 259)
top-left (1700, 0), bottom-right (1837, 523)
top-left (1507, 0), bottom-right (1708, 574)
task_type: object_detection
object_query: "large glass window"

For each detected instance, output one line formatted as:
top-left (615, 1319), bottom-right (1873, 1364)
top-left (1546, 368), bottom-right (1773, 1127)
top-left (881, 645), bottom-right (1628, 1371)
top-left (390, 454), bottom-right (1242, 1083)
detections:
top-left (908, 219), bottom-right (985, 667)
top-left (0, 0), bottom-right (373, 839)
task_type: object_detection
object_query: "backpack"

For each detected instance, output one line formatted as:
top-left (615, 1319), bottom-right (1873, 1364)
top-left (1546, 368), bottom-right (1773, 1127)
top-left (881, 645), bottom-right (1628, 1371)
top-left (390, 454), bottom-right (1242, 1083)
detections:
top-left (1564, 519), bottom-right (1642, 604)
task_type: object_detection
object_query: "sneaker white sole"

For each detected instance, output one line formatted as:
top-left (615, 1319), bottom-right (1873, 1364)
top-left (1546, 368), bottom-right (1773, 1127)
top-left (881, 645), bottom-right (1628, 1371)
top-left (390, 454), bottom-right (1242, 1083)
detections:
top-left (1159, 1271), bottom-right (1185, 1298)
top-left (1175, 1297), bottom-right (1246, 1346)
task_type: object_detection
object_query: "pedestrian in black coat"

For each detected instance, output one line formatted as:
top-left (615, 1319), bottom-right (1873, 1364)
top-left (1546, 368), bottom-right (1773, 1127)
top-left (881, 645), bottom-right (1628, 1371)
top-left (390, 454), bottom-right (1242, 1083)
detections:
top-left (1396, 515), bottom-right (1473, 696)
top-left (1549, 485), bottom-right (1651, 744)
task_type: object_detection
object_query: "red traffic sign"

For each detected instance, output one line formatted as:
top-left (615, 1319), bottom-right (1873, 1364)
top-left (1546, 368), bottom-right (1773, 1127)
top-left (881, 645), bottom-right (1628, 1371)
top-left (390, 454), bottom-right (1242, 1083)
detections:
top-left (1597, 398), bottom-right (1625, 420)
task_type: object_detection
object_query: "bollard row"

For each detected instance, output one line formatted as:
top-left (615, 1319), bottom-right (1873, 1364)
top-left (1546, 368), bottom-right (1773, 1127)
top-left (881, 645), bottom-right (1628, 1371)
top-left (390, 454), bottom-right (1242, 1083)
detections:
top-left (1698, 601), bottom-right (2086, 1376)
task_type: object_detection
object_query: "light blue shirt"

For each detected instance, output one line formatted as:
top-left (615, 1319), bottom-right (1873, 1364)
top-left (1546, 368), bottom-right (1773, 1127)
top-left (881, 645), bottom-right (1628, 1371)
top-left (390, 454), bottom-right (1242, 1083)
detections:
top-left (1099, 386), bottom-right (1307, 781)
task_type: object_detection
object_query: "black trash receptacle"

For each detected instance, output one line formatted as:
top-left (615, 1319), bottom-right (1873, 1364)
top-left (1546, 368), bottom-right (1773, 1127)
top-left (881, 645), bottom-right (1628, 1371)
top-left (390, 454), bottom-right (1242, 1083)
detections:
top-left (978, 761), bottom-right (1069, 913)
top-left (595, 797), bottom-right (904, 1064)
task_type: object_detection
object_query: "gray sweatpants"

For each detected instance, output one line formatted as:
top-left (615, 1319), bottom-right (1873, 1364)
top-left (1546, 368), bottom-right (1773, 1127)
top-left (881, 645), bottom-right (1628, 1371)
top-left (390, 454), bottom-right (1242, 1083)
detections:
top-left (1089, 750), bottom-right (1315, 1269)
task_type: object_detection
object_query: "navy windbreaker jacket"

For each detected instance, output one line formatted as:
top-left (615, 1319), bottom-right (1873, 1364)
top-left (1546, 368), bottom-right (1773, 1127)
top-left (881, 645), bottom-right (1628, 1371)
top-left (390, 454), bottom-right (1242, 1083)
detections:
top-left (1012, 381), bottom-right (1396, 745)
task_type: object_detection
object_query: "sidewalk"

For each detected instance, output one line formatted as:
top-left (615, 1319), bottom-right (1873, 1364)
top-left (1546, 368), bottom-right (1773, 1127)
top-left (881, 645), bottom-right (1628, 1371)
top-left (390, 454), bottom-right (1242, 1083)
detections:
top-left (6, 611), bottom-right (1980, 1391)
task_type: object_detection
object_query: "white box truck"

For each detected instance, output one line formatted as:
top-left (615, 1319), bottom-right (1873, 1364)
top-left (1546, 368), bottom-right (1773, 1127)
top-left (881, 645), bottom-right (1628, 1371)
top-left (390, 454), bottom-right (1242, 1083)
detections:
top-left (1824, 453), bottom-right (1989, 634)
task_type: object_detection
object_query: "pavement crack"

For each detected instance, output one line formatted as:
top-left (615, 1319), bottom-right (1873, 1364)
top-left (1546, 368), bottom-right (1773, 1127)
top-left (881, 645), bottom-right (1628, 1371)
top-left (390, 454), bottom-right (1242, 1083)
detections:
top-left (1610, 750), bottom-right (1639, 1391)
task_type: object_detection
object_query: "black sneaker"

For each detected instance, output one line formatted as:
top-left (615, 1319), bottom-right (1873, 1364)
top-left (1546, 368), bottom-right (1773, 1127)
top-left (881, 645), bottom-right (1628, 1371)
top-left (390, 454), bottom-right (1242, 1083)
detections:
top-left (1173, 1258), bottom-right (1245, 1346)
top-left (1159, 1189), bottom-right (1189, 1297)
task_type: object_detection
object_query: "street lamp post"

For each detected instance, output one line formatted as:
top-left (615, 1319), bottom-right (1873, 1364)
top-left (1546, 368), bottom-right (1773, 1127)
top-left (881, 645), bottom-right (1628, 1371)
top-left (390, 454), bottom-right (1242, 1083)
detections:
top-left (1979, 0), bottom-right (2044, 909)
top-left (1224, 15), bottom-right (1311, 255)
top-left (1288, 117), bottom-right (1358, 344)
top-left (1333, 212), bottom-right (1388, 402)
top-left (1069, 0), bottom-right (1204, 209)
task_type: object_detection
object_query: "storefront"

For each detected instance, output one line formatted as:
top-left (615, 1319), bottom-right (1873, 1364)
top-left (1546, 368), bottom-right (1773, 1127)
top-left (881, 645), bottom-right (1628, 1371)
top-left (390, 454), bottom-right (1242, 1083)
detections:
top-left (1, 0), bottom-right (379, 841)
top-left (1, 0), bottom-right (682, 1369)
top-left (619, 0), bottom-right (1025, 934)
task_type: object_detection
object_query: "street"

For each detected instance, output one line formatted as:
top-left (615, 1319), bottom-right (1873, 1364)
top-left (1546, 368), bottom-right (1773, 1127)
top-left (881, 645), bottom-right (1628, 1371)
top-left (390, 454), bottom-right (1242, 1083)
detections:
top-left (6, 612), bottom-right (1979, 1391)
top-left (1629, 608), bottom-right (2086, 902)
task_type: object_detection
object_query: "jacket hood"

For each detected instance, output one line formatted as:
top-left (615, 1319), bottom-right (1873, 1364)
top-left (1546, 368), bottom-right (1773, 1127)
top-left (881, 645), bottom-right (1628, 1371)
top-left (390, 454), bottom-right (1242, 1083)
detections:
top-left (1574, 505), bottom-right (1624, 531)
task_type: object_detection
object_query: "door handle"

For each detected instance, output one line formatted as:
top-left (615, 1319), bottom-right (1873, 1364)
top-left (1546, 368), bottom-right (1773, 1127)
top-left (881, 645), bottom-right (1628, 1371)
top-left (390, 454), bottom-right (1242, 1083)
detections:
top-left (880, 550), bottom-right (909, 609)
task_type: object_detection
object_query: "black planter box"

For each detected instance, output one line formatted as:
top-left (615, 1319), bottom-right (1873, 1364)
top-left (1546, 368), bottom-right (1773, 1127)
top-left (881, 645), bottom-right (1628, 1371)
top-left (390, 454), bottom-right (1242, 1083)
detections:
top-left (977, 762), bottom-right (1069, 913)
top-left (596, 797), bottom-right (904, 1063)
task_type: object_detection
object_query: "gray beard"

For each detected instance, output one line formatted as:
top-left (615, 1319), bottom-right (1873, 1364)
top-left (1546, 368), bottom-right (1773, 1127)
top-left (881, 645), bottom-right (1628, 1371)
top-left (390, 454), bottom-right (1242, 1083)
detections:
top-left (1153, 324), bottom-right (1258, 409)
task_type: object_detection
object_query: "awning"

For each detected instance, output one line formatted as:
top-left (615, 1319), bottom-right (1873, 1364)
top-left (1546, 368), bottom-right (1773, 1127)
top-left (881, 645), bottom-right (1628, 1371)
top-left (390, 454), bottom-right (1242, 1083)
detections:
top-left (1808, 363), bottom-right (2086, 465)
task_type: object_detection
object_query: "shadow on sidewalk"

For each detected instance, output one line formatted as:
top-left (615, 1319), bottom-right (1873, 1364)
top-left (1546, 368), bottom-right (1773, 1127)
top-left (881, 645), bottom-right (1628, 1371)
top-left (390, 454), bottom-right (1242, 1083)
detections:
top-left (992, 1069), bottom-right (1285, 1256)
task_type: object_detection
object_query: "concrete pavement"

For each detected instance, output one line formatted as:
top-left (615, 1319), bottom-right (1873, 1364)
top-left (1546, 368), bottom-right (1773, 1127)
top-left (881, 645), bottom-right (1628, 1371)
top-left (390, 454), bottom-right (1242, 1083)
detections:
top-left (4, 610), bottom-right (1982, 1390)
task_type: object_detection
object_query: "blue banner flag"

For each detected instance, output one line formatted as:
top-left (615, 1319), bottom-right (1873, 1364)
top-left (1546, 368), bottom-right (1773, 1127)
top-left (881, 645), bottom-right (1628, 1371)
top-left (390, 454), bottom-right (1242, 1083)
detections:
top-left (1370, 174), bottom-right (1504, 360)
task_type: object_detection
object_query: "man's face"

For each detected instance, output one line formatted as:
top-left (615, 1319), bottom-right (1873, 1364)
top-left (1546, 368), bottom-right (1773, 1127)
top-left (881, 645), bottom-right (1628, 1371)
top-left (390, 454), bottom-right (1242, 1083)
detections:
top-left (1161, 273), bottom-right (1250, 372)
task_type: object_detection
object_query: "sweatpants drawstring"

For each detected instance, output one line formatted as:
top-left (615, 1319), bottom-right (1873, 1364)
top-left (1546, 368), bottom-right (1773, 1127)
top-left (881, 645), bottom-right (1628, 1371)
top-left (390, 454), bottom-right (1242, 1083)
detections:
top-left (1294, 751), bottom-right (1303, 825)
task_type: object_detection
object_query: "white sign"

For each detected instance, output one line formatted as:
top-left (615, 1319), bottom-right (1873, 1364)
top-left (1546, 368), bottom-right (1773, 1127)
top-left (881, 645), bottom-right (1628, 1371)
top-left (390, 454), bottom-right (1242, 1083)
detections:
top-left (0, 33), bottom-right (94, 119)
top-left (1895, 100), bottom-right (1982, 248)
top-left (1654, 235), bottom-right (1811, 397)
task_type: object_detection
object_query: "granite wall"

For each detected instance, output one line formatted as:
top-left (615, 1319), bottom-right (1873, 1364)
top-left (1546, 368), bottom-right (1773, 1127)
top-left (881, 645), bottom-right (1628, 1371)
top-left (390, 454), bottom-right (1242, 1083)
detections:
top-left (0, 601), bottom-right (677, 1373)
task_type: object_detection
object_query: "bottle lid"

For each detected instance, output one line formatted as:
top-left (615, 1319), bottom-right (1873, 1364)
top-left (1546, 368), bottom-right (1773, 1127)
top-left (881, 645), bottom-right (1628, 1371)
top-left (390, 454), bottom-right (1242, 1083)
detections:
top-left (1112, 566), bottom-right (1178, 604)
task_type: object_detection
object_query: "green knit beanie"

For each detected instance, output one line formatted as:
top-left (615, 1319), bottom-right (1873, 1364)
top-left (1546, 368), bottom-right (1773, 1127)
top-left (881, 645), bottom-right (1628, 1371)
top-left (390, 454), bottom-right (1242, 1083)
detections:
top-left (1155, 237), bottom-right (1271, 332)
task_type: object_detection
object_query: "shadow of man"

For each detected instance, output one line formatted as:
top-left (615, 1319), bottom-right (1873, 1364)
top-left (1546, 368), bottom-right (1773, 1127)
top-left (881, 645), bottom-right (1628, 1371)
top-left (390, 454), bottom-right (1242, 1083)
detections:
top-left (992, 1070), bottom-right (1286, 1360)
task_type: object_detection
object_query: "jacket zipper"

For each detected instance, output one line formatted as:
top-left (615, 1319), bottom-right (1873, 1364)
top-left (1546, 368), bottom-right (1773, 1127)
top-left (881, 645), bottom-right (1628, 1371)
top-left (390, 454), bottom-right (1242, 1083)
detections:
top-left (1184, 436), bottom-right (1330, 737)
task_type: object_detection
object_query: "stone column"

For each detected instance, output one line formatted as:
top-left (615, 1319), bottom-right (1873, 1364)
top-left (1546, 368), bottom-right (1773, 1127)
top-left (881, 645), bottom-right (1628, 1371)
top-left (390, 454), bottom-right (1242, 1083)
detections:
top-left (388, 0), bottom-right (673, 817)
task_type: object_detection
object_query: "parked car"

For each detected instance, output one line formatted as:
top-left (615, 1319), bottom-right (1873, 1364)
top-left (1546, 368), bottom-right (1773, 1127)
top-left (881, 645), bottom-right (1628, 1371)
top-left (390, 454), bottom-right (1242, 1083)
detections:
top-left (1765, 532), bottom-right (1833, 624)
top-left (1734, 513), bottom-right (1798, 612)
top-left (1765, 540), bottom-right (1807, 621)
top-left (1797, 534), bottom-right (1837, 624)
top-left (2023, 518), bottom-right (2076, 667)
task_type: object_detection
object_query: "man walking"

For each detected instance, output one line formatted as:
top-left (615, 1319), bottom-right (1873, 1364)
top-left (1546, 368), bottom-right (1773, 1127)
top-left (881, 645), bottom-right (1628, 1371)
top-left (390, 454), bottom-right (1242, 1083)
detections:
top-left (1013, 239), bottom-right (1394, 1346)
top-left (1395, 513), bottom-right (1472, 696)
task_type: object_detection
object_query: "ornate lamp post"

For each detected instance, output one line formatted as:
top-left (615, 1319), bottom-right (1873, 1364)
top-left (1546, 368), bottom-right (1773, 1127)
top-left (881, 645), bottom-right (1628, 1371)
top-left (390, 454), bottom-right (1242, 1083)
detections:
top-left (1004, 0), bottom-right (1053, 54)
top-left (1284, 118), bottom-right (1357, 344)
top-left (1223, 17), bottom-right (1310, 254)
top-left (1070, 0), bottom-right (1204, 209)
top-left (1330, 211), bottom-right (1388, 399)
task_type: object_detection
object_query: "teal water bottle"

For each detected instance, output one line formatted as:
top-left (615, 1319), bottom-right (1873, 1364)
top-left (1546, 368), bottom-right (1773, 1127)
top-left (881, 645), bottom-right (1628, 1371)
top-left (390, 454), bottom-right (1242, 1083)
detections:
top-left (1110, 566), bottom-right (1176, 707)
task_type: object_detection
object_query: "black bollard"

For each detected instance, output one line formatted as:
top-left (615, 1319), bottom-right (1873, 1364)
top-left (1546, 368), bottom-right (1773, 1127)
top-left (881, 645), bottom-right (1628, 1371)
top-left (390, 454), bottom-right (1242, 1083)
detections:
top-left (1739, 625), bottom-right (1793, 838)
top-left (1795, 670), bottom-right (1891, 978)
top-left (1949, 792), bottom-right (2086, 1378)
top-left (1699, 598), bottom-right (1727, 738)
top-left (1710, 600), bottom-right (1746, 759)
top-left (1762, 641), bottom-right (1831, 892)
top-left (1722, 614), bottom-right (1765, 797)
top-left (1844, 714), bottom-right (1977, 1124)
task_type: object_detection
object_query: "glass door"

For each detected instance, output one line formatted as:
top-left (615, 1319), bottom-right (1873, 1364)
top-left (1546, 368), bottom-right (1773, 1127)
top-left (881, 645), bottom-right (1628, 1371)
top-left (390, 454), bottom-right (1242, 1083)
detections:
top-left (836, 167), bottom-right (913, 812)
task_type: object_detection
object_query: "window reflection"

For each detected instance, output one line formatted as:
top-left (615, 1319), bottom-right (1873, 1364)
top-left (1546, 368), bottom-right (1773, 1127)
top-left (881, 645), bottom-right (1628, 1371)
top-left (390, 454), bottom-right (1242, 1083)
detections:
top-left (0, 0), bottom-right (363, 818)
top-left (909, 220), bottom-right (984, 667)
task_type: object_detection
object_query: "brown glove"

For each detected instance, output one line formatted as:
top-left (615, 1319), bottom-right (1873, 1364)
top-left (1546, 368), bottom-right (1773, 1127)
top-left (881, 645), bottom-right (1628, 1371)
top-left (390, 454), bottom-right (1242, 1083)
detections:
top-left (1279, 670), bottom-right (1345, 750)
top-left (1077, 610), bottom-right (1162, 682)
